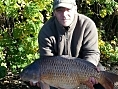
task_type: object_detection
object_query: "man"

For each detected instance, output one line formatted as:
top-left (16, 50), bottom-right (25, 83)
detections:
top-left (31, 0), bottom-right (105, 89)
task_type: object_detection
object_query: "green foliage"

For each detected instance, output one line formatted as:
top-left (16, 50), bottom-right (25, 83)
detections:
top-left (80, 0), bottom-right (118, 17)
top-left (0, 0), bottom-right (52, 77)
top-left (98, 28), bottom-right (118, 64)
top-left (77, 0), bottom-right (118, 63)
top-left (0, 66), bottom-right (7, 78)
top-left (99, 33), bottom-right (118, 63)
top-left (0, 0), bottom-right (118, 78)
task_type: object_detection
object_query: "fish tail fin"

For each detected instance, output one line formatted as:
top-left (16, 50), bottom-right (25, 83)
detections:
top-left (99, 71), bottom-right (118, 89)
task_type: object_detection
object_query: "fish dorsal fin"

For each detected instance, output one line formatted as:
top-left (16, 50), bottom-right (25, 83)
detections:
top-left (59, 55), bottom-right (96, 68)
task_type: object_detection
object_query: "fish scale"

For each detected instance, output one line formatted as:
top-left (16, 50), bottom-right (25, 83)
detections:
top-left (20, 55), bottom-right (118, 89)
top-left (41, 57), bottom-right (98, 88)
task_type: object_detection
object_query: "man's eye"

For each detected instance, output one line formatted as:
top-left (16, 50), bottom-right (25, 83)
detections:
top-left (56, 8), bottom-right (72, 12)
top-left (67, 8), bottom-right (72, 11)
top-left (56, 9), bottom-right (63, 12)
top-left (67, 9), bottom-right (71, 12)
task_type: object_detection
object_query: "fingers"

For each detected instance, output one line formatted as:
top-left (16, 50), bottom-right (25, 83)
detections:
top-left (30, 81), bottom-right (40, 87)
top-left (96, 67), bottom-right (100, 72)
top-left (89, 77), bottom-right (98, 85)
top-left (94, 67), bottom-right (100, 73)
top-left (30, 81), bottom-right (34, 86)
top-left (83, 80), bottom-right (94, 89)
top-left (37, 82), bottom-right (40, 87)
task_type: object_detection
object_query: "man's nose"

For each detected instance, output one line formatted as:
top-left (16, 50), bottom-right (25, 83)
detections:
top-left (63, 10), bottom-right (68, 16)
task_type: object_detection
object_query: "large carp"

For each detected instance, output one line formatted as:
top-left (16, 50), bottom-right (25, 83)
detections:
top-left (20, 55), bottom-right (118, 89)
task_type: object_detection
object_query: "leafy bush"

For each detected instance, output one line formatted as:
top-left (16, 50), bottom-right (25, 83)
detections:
top-left (77, 0), bottom-right (118, 64)
top-left (98, 30), bottom-right (118, 63)
top-left (0, 66), bottom-right (7, 78)
top-left (0, 0), bottom-right (52, 77)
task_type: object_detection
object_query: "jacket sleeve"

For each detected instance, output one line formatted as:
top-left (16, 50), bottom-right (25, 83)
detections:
top-left (82, 19), bottom-right (100, 66)
top-left (38, 27), bottom-right (57, 57)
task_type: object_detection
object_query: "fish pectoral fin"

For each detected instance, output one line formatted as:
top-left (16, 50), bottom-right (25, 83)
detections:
top-left (99, 71), bottom-right (117, 89)
top-left (99, 76), bottom-right (114, 89)
top-left (40, 81), bottom-right (50, 89)
top-left (82, 81), bottom-right (94, 89)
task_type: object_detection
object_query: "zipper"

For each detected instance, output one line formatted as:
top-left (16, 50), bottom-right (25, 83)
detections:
top-left (65, 30), bottom-right (68, 55)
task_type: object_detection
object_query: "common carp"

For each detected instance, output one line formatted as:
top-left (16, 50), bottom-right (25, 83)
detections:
top-left (20, 55), bottom-right (118, 89)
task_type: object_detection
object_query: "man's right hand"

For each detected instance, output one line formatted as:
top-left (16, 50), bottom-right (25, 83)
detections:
top-left (30, 81), bottom-right (40, 87)
top-left (30, 81), bottom-right (50, 89)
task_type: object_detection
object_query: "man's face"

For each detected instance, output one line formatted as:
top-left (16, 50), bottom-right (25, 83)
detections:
top-left (54, 6), bottom-right (77, 27)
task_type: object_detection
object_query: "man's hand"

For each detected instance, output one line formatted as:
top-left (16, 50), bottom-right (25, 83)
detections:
top-left (30, 81), bottom-right (50, 89)
top-left (30, 81), bottom-right (40, 87)
top-left (84, 77), bottom-right (98, 89)
top-left (89, 77), bottom-right (98, 85)
top-left (84, 67), bottom-right (100, 89)
top-left (89, 67), bottom-right (100, 84)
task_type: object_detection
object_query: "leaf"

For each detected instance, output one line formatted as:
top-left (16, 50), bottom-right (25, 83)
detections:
top-left (0, 66), bottom-right (7, 78)
top-left (100, 9), bottom-right (107, 18)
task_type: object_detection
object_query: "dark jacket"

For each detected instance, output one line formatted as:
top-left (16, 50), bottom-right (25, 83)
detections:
top-left (38, 13), bottom-right (100, 66)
